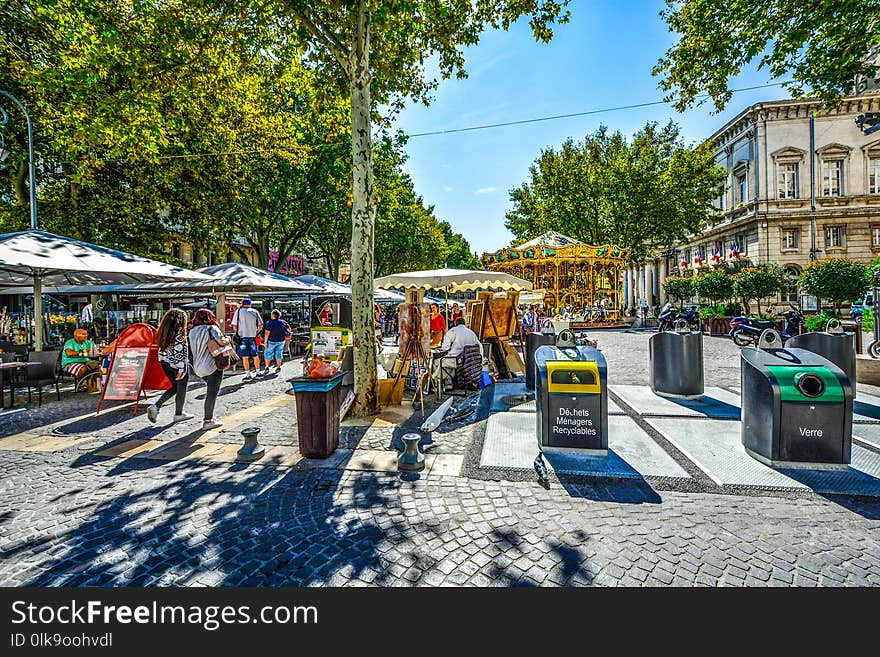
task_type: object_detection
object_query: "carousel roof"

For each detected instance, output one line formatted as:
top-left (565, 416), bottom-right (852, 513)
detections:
top-left (514, 232), bottom-right (582, 250)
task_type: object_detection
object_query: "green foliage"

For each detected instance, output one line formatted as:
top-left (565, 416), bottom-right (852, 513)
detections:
top-left (734, 268), bottom-right (780, 315)
top-left (799, 258), bottom-right (870, 310)
top-left (804, 310), bottom-right (843, 333)
top-left (862, 307), bottom-right (874, 333)
top-left (504, 122), bottom-right (726, 260)
top-left (693, 270), bottom-right (734, 304)
top-left (698, 304), bottom-right (725, 319)
top-left (662, 276), bottom-right (694, 303)
top-left (653, 0), bottom-right (880, 111)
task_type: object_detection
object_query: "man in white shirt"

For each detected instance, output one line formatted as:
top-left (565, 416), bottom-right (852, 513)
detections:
top-left (432, 318), bottom-right (481, 391)
top-left (231, 298), bottom-right (264, 380)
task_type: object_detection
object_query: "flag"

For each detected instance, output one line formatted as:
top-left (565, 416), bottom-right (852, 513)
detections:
top-left (711, 247), bottom-right (722, 262)
top-left (729, 243), bottom-right (741, 258)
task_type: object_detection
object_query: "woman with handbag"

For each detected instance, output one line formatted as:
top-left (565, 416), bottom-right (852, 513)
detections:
top-left (187, 309), bottom-right (229, 431)
top-left (147, 309), bottom-right (195, 425)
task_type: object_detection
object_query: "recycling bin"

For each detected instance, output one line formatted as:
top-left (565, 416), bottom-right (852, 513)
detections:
top-left (291, 371), bottom-right (345, 459)
top-left (786, 330), bottom-right (856, 390)
top-left (649, 330), bottom-right (704, 398)
top-left (535, 343), bottom-right (608, 454)
top-left (525, 331), bottom-right (556, 391)
top-left (741, 347), bottom-right (852, 468)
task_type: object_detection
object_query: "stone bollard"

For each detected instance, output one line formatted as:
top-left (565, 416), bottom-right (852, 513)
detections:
top-left (237, 427), bottom-right (265, 460)
top-left (397, 433), bottom-right (425, 471)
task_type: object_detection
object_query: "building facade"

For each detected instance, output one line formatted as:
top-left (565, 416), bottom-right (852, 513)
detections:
top-left (627, 93), bottom-right (880, 309)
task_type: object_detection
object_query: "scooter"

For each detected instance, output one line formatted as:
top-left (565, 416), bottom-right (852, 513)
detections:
top-left (657, 303), bottom-right (700, 332)
top-left (729, 305), bottom-right (803, 347)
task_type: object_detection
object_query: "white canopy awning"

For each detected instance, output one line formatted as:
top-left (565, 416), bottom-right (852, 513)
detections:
top-left (374, 268), bottom-right (532, 293)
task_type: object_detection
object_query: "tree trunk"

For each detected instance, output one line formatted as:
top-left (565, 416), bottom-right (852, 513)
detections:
top-left (349, 2), bottom-right (378, 416)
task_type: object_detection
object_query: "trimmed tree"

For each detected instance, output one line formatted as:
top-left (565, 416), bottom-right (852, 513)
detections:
top-left (693, 270), bottom-right (734, 306)
top-left (734, 268), bottom-right (780, 316)
top-left (799, 258), bottom-right (870, 312)
top-left (662, 276), bottom-right (694, 305)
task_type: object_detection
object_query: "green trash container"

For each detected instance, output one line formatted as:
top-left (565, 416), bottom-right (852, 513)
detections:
top-left (741, 346), bottom-right (852, 468)
top-left (291, 371), bottom-right (345, 459)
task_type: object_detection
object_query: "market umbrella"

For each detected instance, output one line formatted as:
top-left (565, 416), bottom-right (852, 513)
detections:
top-left (294, 274), bottom-right (352, 295)
top-left (374, 268), bottom-right (533, 293)
top-left (0, 230), bottom-right (212, 350)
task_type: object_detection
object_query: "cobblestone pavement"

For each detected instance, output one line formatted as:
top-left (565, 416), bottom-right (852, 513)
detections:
top-left (1, 332), bottom-right (879, 587)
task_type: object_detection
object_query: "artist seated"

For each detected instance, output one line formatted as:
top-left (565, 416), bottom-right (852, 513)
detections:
top-left (432, 318), bottom-right (481, 391)
top-left (62, 328), bottom-right (101, 392)
top-left (429, 303), bottom-right (447, 348)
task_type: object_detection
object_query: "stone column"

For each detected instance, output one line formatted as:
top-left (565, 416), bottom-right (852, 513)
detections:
top-left (625, 267), bottom-right (634, 310)
top-left (646, 262), bottom-right (655, 308)
top-left (658, 258), bottom-right (668, 304)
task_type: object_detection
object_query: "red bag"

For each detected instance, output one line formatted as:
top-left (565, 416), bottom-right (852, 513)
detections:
top-left (306, 357), bottom-right (338, 379)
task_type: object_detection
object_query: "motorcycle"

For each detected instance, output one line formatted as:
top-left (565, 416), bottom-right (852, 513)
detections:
top-left (657, 303), bottom-right (700, 332)
top-left (729, 305), bottom-right (804, 347)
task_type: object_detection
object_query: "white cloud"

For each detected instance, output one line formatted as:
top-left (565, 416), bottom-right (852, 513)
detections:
top-left (442, 185), bottom-right (454, 192)
top-left (474, 187), bottom-right (497, 195)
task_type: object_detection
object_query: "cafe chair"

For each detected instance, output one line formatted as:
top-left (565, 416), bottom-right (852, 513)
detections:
top-left (26, 351), bottom-right (61, 407)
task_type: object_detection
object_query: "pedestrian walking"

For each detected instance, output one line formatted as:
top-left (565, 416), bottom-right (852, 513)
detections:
top-left (231, 298), bottom-right (263, 380)
top-left (261, 309), bottom-right (290, 375)
top-left (188, 309), bottom-right (225, 431)
top-left (147, 308), bottom-right (194, 424)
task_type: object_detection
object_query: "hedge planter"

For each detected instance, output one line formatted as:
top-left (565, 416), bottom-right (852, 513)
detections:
top-left (707, 317), bottom-right (732, 336)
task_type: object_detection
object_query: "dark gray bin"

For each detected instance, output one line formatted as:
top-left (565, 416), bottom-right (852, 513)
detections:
top-left (741, 346), bottom-right (852, 469)
top-left (786, 331), bottom-right (856, 390)
top-left (535, 344), bottom-right (608, 454)
top-left (649, 330), bottom-right (704, 398)
top-left (525, 332), bottom-right (556, 391)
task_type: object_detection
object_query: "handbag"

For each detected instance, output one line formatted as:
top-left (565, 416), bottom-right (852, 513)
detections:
top-left (207, 334), bottom-right (240, 370)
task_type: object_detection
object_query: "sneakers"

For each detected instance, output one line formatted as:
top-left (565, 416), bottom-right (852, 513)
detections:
top-left (146, 404), bottom-right (158, 423)
top-left (262, 368), bottom-right (272, 376)
top-left (243, 372), bottom-right (255, 381)
top-left (274, 366), bottom-right (282, 375)
top-left (201, 420), bottom-right (223, 431)
top-left (172, 412), bottom-right (195, 423)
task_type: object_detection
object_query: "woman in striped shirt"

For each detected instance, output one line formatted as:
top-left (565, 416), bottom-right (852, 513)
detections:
top-left (147, 309), bottom-right (194, 424)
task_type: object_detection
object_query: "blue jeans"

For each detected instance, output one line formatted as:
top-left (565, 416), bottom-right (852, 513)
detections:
top-left (236, 336), bottom-right (258, 358)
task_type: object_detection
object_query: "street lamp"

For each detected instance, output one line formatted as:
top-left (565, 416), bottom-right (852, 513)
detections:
top-left (0, 90), bottom-right (37, 230)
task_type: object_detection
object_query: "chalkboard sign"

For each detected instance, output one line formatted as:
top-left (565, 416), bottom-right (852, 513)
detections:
top-left (102, 347), bottom-right (150, 400)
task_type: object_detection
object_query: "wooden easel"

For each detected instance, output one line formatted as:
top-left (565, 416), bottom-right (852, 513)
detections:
top-left (387, 290), bottom-right (434, 417)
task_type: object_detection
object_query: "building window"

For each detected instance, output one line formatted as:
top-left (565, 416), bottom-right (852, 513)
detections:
top-left (737, 174), bottom-right (748, 204)
top-left (870, 157), bottom-right (880, 194)
top-left (171, 244), bottom-right (181, 260)
top-left (825, 225), bottom-right (845, 248)
top-left (777, 163), bottom-right (799, 199)
top-left (822, 160), bottom-right (843, 196)
top-left (192, 249), bottom-right (200, 265)
top-left (872, 225), bottom-right (880, 248)
top-left (782, 229), bottom-right (799, 250)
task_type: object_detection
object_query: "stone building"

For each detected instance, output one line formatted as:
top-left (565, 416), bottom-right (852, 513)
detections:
top-left (626, 93), bottom-right (880, 310)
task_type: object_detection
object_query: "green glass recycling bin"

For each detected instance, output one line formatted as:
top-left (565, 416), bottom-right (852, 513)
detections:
top-left (741, 347), bottom-right (852, 468)
top-left (535, 344), bottom-right (608, 454)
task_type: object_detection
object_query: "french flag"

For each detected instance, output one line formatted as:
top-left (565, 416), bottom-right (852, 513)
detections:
top-left (729, 243), bottom-right (741, 258)
top-left (693, 250), bottom-right (702, 265)
top-left (711, 247), bottom-right (722, 262)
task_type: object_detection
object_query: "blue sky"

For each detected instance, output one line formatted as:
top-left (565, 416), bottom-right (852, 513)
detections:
top-left (393, 0), bottom-right (787, 256)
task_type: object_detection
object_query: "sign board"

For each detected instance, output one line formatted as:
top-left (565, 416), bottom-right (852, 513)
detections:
top-left (101, 347), bottom-right (150, 400)
top-left (801, 295), bottom-right (819, 312)
top-left (311, 328), bottom-right (349, 358)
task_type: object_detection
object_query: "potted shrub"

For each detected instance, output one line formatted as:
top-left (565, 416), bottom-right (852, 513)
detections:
top-left (694, 271), bottom-right (735, 334)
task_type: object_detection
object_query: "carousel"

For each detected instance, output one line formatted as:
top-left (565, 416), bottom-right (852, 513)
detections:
top-left (482, 232), bottom-right (628, 321)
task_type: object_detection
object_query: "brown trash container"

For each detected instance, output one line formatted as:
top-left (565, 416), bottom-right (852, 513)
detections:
top-left (291, 372), bottom-right (345, 459)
